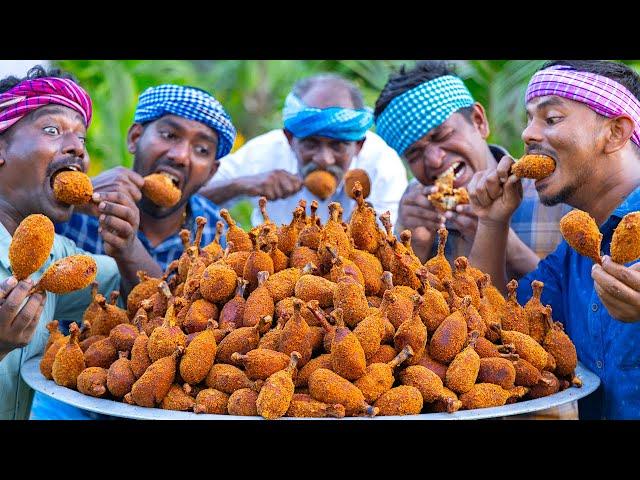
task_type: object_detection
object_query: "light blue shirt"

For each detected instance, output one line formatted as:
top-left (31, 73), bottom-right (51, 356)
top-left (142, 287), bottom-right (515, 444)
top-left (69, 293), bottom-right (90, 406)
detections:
top-left (0, 221), bottom-right (120, 420)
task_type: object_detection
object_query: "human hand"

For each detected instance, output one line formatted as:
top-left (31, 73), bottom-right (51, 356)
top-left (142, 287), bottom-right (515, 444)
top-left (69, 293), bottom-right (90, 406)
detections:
top-left (445, 203), bottom-right (479, 242)
top-left (95, 191), bottom-right (141, 260)
top-left (467, 155), bottom-right (523, 227)
top-left (592, 255), bottom-right (640, 323)
top-left (244, 170), bottom-right (303, 200)
top-left (76, 167), bottom-right (145, 216)
top-left (0, 276), bottom-right (47, 357)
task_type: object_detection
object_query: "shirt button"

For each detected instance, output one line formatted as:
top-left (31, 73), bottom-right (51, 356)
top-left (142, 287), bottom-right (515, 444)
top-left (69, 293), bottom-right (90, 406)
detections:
top-left (596, 361), bottom-right (603, 369)
top-left (591, 303), bottom-right (599, 312)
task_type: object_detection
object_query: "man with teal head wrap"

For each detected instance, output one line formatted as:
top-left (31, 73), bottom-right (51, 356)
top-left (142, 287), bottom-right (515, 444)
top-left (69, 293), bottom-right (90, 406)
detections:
top-left (201, 73), bottom-right (407, 226)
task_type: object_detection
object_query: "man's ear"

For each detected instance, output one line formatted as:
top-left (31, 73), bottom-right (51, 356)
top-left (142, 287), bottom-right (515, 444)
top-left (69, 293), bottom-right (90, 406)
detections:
top-left (127, 123), bottom-right (144, 154)
top-left (603, 115), bottom-right (635, 155)
top-left (470, 102), bottom-right (490, 139)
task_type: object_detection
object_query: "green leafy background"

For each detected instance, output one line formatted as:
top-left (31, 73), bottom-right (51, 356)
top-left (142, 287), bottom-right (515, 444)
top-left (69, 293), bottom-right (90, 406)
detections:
top-left (54, 60), bottom-right (640, 229)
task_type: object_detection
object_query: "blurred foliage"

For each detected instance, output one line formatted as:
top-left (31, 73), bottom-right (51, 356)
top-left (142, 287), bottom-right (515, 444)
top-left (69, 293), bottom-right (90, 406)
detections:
top-left (53, 59), bottom-right (640, 228)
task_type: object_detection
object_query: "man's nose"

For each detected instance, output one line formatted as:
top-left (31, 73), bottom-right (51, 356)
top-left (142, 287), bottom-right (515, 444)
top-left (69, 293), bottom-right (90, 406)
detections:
top-left (312, 146), bottom-right (335, 168)
top-left (522, 119), bottom-right (544, 146)
top-left (423, 144), bottom-right (446, 171)
top-left (61, 132), bottom-right (85, 160)
top-left (167, 140), bottom-right (190, 167)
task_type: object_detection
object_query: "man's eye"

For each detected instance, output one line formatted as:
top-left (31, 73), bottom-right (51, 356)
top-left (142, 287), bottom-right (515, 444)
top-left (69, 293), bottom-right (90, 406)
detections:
top-left (196, 146), bottom-right (210, 155)
top-left (160, 131), bottom-right (175, 139)
top-left (43, 126), bottom-right (59, 135)
top-left (546, 116), bottom-right (563, 125)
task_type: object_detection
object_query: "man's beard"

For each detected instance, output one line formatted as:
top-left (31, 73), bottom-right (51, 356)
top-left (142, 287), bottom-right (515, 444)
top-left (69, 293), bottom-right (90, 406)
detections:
top-left (300, 162), bottom-right (345, 183)
top-left (139, 195), bottom-right (189, 219)
top-left (539, 179), bottom-right (581, 207)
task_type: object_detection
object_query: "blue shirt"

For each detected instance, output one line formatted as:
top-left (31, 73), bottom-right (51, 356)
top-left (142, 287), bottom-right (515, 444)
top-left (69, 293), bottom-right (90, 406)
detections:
top-left (517, 186), bottom-right (640, 420)
top-left (55, 194), bottom-right (225, 272)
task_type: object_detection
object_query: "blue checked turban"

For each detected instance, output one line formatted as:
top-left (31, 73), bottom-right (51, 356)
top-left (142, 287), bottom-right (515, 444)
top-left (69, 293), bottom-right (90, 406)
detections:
top-left (282, 92), bottom-right (373, 141)
top-left (375, 75), bottom-right (475, 156)
top-left (134, 84), bottom-right (236, 159)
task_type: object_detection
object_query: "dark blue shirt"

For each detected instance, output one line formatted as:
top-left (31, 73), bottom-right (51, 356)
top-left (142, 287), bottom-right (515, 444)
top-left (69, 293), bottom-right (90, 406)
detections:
top-left (55, 194), bottom-right (225, 272)
top-left (517, 186), bottom-right (640, 419)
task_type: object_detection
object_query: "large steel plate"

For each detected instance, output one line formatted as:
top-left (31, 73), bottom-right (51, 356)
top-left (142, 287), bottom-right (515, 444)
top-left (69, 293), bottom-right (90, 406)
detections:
top-left (22, 357), bottom-right (600, 420)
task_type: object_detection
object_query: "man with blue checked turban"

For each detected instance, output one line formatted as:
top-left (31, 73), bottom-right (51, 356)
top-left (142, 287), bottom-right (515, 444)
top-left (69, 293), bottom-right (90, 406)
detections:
top-left (201, 73), bottom-right (407, 227)
top-left (33, 83), bottom-right (234, 420)
top-left (376, 60), bottom-right (576, 420)
top-left (375, 61), bottom-right (571, 273)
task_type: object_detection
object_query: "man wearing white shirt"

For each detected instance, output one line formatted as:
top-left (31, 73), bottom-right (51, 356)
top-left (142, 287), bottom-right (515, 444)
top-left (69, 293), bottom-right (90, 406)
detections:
top-left (200, 74), bottom-right (408, 226)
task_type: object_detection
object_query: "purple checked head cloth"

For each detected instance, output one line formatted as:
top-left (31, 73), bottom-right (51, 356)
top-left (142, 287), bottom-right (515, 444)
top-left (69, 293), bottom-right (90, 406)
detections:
top-left (0, 77), bottom-right (92, 135)
top-left (526, 64), bottom-right (640, 147)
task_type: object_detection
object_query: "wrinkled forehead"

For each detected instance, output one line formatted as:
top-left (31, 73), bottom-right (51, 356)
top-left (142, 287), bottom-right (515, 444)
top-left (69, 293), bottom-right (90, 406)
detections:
top-left (525, 95), bottom-right (593, 115)
top-left (300, 83), bottom-right (354, 110)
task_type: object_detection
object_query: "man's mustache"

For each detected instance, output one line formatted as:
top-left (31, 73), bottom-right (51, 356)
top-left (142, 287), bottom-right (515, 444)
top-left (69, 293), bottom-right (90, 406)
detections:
top-left (300, 163), bottom-right (344, 182)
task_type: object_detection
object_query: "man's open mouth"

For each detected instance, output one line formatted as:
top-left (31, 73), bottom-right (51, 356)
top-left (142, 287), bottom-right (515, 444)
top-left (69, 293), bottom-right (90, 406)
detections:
top-left (154, 168), bottom-right (183, 191)
top-left (434, 161), bottom-right (466, 182)
top-left (49, 164), bottom-right (82, 189)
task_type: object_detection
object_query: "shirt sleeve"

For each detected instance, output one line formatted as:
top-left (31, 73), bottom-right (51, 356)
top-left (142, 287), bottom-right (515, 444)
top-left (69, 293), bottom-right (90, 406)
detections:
top-left (516, 241), bottom-right (568, 325)
top-left (52, 235), bottom-right (121, 324)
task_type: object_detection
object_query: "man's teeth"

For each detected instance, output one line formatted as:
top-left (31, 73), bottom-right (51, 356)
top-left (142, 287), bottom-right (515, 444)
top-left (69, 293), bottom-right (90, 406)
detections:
top-left (67, 165), bottom-right (80, 172)
top-left (160, 172), bottom-right (179, 184)
top-left (453, 163), bottom-right (465, 180)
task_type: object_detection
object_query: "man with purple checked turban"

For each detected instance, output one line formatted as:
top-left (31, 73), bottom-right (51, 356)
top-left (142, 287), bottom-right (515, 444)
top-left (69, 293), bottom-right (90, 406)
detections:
top-left (0, 64), bottom-right (157, 420)
top-left (467, 60), bottom-right (640, 419)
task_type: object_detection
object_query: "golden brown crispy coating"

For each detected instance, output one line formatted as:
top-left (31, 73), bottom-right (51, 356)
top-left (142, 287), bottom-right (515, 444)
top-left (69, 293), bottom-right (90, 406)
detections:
top-left (107, 351), bottom-right (136, 398)
top-left (44, 320), bottom-right (64, 354)
top-left (611, 211), bottom-right (640, 264)
top-left (199, 261), bottom-right (238, 304)
top-left (225, 250), bottom-right (251, 277)
top-left (527, 371), bottom-right (560, 399)
top-left (90, 292), bottom-right (129, 336)
top-left (542, 307), bottom-right (577, 377)
top-left (330, 309), bottom-right (367, 380)
top-left (349, 181), bottom-right (381, 254)
top-left (399, 365), bottom-right (461, 413)
top-left (220, 209), bottom-right (252, 253)
top-left (179, 322), bottom-right (217, 385)
top-left (84, 337), bottom-right (118, 369)
top-left (295, 354), bottom-right (333, 388)
top-left (9, 214), bottom-right (55, 280)
top-left (231, 349), bottom-right (290, 381)
top-left (77, 367), bottom-right (108, 398)
top-left (345, 169), bottom-right (371, 200)
top-left (36, 254), bottom-right (97, 294)
top-left (415, 351), bottom-right (448, 382)
top-left (227, 388), bottom-right (259, 416)
top-left (205, 363), bottom-right (254, 394)
top-left (194, 388), bottom-right (229, 414)
top-left (304, 170), bottom-right (337, 200)
top-left (147, 300), bottom-right (187, 362)
top-left (125, 349), bottom-right (180, 407)
top-left (289, 246), bottom-right (319, 270)
top-left (286, 393), bottom-right (345, 418)
top-left (559, 209), bottom-right (603, 264)
top-left (318, 203), bottom-right (352, 271)
top-left (425, 228), bottom-right (453, 283)
top-left (109, 323), bottom-right (139, 352)
top-left (278, 300), bottom-right (312, 367)
top-left (160, 384), bottom-right (195, 411)
top-left (524, 280), bottom-right (548, 344)
top-left (277, 206), bottom-right (304, 256)
top-left (202, 221), bottom-right (225, 261)
top-left (354, 346), bottom-right (413, 403)
top-left (219, 279), bottom-right (248, 329)
top-left (503, 279), bottom-right (529, 335)
top-left (298, 201), bottom-right (322, 250)
top-left (243, 236), bottom-right (275, 293)
top-left (243, 271), bottom-right (275, 327)
top-left (294, 269), bottom-right (336, 308)
top-left (477, 357), bottom-right (517, 390)
top-left (379, 288), bottom-right (413, 330)
top-left (51, 323), bottom-right (85, 389)
top-left (351, 249), bottom-right (383, 297)
top-left (328, 253), bottom-right (365, 286)
top-left (497, 328), bottom-right (548, 372)
top-left (130, 329), bottom-right (152, 379)
top-left (79, 334), bottom-right (106, 353)
top-left (353, 313), bottom-right (385, 360)
top-left (444, 331), bottom-right (480, 394)
top-left (367, 344), bottom-right (398, 366)
top-left (513, 357), bottom-right (546, 387)
top-left (428, 170), bottom-right (470, 212)
top-left (264, 268), bottom-right (302, 303)
top-left (142, 173), bottom-right (181, 208)
top-left (374, 385), bottom-right (423, 416)
top-left (460, 383), bottom-right (527, 409)
top-left (183, 299), bottom-right (218, 334)
top-left (308, 368), bottom-right (378, 417)
top-left (511, 154), bottom-right (555, 180)
top-left (53, 170), bottom-right (93, 205)
top-left (452, 257), bottom-right (481, 308)
top-left (256, 351), bottom-right (301, 419)
top-left (393, 295), bottom-right (428, 365)
top-left (216, 315), bottom-right (271, 364)
top-left (429, 299), bottom-right (469, 364)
